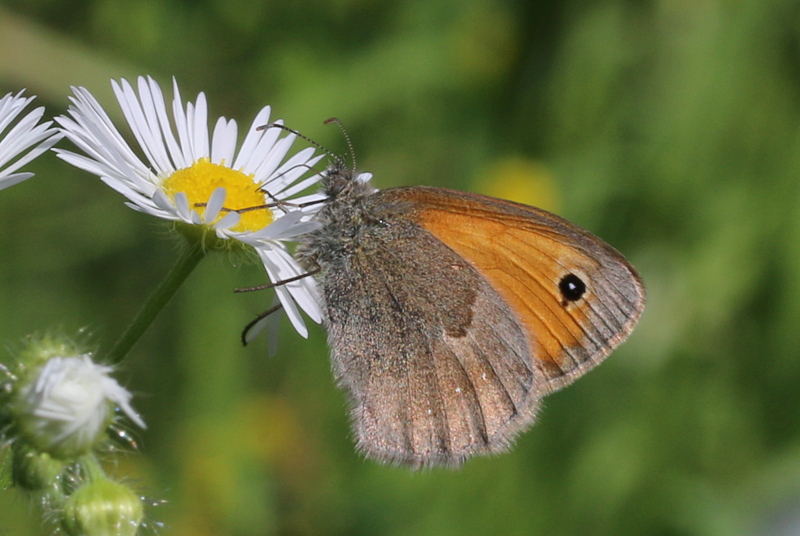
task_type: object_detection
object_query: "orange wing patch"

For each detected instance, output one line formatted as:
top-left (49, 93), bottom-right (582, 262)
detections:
top-left (381, 187), bottom-right (645, 390)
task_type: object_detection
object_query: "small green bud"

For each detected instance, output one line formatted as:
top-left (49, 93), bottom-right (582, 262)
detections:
top-left (11, 443), bottom-right (65, 491)
top-left (61, 477), bottom-right (144, 536)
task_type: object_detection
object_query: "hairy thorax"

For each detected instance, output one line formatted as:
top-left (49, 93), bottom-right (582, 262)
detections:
top-left (296, 170), bottom-right (387, 270)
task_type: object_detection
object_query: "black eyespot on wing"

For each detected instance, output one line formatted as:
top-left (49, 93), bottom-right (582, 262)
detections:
top-left (559, 273), bottom-right (586, 303)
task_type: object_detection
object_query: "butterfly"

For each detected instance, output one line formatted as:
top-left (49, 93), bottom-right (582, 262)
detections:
top-left (289, 159), bottom-right (645, 468)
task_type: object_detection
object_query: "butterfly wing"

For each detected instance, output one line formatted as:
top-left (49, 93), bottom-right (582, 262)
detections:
top-left (314, 184), bottom-right (644, 467)
top-left (320, 216), bottom-right (542, 468)
top-left (380, 186), bottom-right (646, 392)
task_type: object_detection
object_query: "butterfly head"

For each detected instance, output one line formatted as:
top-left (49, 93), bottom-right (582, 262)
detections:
top-left (296, 161), bottom-right (378, 268)
top-left (320, 159), bottom-right (376, 202)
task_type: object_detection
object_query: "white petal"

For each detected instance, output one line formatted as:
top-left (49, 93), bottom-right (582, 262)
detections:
top-left (0, 125), bottom-right (60, 180)
top-left (0, 92), bottom-right (34, 135)
top-left (204, 186), bottom-right (227, 224)
top-left (254, 210), bottom-right (305, 240)
top-left (152, 188), bottom-right (176, 212)
top-left (211, 117), bottom-right (237, 165)
top-left (0, 93), bottom-right (62, 186)
top-left (189, 92), bottom-right (210, 159)
top-left (255, 245), bottom-right (324, 336)
top-left (0, 172), bottom-right (33, 191)
top-left (148, 76), bottom-right (186, 170)
top-left (214, 210), bottom-right (241, 230)
top-left (258, 245), bottom-right (322, 323)
top-left (234, 106), bottom-right (272, 172)
top-left (266, 147), bottom-right (319, 193)
top-left (136, 76), bottom-right (174, 173)
top-left (252, 130), bottom-right (295, 185)
top-left (170, 78), bottom-right (194, 166)
top-left (244, 296), bottom-right (283, 354)
top-left (173, 191), bottom-right (192, 220)
top-left (114, 78), bottom-right (171, 176)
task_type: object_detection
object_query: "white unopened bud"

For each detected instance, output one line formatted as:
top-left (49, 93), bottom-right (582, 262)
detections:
top-left (12, 354), bottom-right (145, 459)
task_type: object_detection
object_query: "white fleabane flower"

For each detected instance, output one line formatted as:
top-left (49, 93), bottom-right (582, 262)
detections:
top-left (55, 76), bottom-right (325, 336)
top-left (0, 91), bottom-right (62, 190)
top-left (14, 355), bottom-right (144, 458)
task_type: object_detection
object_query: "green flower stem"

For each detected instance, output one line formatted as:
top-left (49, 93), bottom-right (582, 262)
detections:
top-left (105, 244), bottom-right (207, 365)
top-left (81, 454), bottom-right (106, 482)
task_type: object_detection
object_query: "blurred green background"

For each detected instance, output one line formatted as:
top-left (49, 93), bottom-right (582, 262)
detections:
top-left (2, 0), bottom-right (800, 535)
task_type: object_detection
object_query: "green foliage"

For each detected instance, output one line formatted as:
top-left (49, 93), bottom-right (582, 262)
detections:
top-left (2, 0), bottom-right (800, 534)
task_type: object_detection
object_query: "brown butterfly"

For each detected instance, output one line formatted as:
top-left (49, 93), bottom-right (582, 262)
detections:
top-left (291, 160), bottom-right (645, 469)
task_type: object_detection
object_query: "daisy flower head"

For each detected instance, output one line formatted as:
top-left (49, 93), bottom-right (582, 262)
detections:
top-left (55, 76), bottom-right (327, 336)
top-left (0, 91), bottom-right (62, 190)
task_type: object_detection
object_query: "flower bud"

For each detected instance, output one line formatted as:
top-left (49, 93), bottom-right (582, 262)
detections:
top-left (7, 339), bottom-right (145, 459)
top-left (61, 477), bottom-right (144, 536)
top-left (10, 443), bottom-right (65, 491)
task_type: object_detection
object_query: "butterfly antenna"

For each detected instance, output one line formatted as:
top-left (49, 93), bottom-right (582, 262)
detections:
top-left (258, 123), bottom-right (339, 161)
top-left (324, 117), bottom-right (355, 172)
top-left (234, 266), bottom-right (320, 293)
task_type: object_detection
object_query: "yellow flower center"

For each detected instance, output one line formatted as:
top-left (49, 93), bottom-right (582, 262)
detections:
top-left (161, 158), bottom-right (272, 233)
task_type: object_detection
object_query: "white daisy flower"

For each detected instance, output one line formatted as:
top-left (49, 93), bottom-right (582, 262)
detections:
top-left (0, 91), bottom-right (62, 190)
top-left (14, 354), bottom-right (144, 458)
top-left (55, 76), bottom-right (326, 337)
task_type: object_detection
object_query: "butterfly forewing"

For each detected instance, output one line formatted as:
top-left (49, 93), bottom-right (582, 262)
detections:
top-left (381, 187), bottom-right (646, 392)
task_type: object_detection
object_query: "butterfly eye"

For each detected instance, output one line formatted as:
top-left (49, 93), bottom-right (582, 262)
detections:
top-left (559, 273), bottom-right (586, 302)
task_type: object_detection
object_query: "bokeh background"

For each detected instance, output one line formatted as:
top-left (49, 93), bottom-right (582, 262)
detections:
top-left (2, 0), bottom-right (800, 535)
